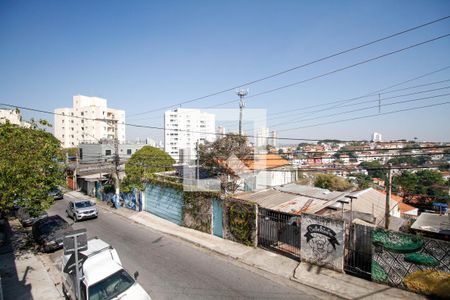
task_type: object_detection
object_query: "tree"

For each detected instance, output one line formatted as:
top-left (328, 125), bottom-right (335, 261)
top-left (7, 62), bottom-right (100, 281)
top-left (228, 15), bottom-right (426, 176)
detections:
top-left (314, 173), bottom-right (352, 191)
top-left (0, 123), bottom-right (65, 214)
top-left (350, 173), bottom-right (372, 189)
top-left (393, 170), bottom-right (449, 205)
top-left (123, 146), bottom-right (175, 191)
top-left (359, 160), bottom-right (386, 179)
top-left (199, 133), bottom-right (253, 194)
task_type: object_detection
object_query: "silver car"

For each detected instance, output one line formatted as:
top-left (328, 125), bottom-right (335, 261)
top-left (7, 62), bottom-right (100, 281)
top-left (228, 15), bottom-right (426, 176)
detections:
top-left (66, 199), bottom-right (98, 222)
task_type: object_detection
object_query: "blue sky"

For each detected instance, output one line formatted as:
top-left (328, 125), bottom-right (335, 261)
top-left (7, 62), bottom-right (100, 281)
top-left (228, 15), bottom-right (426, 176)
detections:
top-left (1, 0), bottom-right (449, 143)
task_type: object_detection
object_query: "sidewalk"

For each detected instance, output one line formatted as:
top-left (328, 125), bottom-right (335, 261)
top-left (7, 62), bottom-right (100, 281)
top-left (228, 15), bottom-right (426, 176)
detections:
top-left (0, 219), bottom-right (62, 300)
top-left (68, 191), bottom-right (425, 299)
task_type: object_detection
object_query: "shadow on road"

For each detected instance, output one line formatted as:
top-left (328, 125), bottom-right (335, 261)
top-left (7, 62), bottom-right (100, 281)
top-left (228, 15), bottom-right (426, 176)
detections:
top-left (0, 218), bottom-right (34, 300)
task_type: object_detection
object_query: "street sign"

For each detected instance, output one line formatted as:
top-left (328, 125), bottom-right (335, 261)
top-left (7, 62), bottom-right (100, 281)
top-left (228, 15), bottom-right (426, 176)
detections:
top-left (63, 228), bottom-right (88, 255)
top-left (63, 252), bottom-right (88, 274)
top-left (62, 228), bottom-right (88, 300)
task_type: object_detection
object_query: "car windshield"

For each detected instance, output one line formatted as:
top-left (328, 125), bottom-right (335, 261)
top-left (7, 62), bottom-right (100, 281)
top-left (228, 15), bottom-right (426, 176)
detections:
top-left (39, 218), bottom-right (67, 234)
top-left (88, 269), bottom-right (135, 300)
top-left (75, 201), bottom-right (93, 208)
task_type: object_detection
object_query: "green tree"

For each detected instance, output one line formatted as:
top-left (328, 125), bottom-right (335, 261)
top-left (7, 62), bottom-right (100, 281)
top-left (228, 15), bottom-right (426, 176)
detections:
top-left (359, 160), bottom-right (386, 179)
top-left (350, 173), bottom-right (372, 189)
top-left (123, 146), bottom-right (175, 191)
top-left (314, 173), bottom-right (352, 191)
top-left (199, 133), bottom-right (253, 194)
top-left (394, 170), bottom-right (449, 205)
top-left (62, 147), bottom-right (78, 158)
top-left (0, 123), bottom-right (65, 214)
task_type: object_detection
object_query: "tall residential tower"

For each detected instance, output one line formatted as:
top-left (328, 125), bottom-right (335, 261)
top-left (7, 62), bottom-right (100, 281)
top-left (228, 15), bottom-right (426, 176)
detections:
top-left (164, 108), bottom-right (215, 162)
top-left (54, 95), bottom-right (125, 148)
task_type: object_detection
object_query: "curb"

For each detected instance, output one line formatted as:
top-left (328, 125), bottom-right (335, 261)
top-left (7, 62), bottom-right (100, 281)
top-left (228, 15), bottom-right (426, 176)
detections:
top-left (92, 197), bottom-right (298, 281)
top-left (289, 275), bottom-right (348, 299)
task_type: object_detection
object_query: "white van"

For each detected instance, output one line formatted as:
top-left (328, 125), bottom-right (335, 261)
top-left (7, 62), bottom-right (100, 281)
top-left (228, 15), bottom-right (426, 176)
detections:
top-left (61, 238), bottom-right (151, 300)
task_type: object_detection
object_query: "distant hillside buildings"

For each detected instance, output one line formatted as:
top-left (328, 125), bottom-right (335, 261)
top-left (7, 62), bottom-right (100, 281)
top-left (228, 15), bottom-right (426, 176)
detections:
top-left (54, 95), bottom-right (125, 148)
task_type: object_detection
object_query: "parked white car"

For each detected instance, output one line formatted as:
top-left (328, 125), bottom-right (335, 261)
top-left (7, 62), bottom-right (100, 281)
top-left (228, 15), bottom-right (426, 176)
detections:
top-left (62, 238), bottom-right (151, 300)
top-left (66, 199), bottom-right (98, 222)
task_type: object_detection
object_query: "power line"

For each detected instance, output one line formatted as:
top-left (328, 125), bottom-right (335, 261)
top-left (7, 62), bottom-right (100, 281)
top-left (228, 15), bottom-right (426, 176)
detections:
top-left (266, 78), bottom-right (450, 122)
top-left (218, 67), bottom-right (450, 130)
top-left (277, 100), bottom-right (450, 132)
top-left (270, 90), bottom-right (450, 129)
top-left (240, 33), bottom-right (450, 102)
top-left (2, 100), bottom-right (450, 142)
top-left (127, 16), bottom-right (450, 118)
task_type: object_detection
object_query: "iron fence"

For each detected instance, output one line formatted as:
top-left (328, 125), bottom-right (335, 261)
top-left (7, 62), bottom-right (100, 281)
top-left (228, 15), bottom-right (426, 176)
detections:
top-left (258, 208), bottom-right (301, 259)
top-left (344, 223), bottom-right (373, 280)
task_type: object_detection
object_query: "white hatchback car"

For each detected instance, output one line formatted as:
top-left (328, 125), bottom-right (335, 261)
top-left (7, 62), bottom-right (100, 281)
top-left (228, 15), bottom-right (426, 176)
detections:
top-left (66, 199), bottom-right (98, 222)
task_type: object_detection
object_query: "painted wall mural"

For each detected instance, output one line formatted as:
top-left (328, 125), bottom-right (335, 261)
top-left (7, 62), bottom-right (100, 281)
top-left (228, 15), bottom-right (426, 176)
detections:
top-left (372, 228), bottom-right (450, 298)
top-left (301, 213), bottom-right (345, 271)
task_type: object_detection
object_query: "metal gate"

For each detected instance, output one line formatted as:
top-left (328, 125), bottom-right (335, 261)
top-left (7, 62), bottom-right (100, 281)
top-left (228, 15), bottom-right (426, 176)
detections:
top-left (258, 208), bottom-right (301, 259)
top-left (144, 184), bottom-right (183, 225)
top-left (212, 198), bottom-right (223, 237)
top-left (344, 223), bottom-right (373, 280)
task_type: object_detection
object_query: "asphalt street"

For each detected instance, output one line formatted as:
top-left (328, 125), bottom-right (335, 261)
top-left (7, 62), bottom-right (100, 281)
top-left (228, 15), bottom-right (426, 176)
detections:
top-left (47, 193), bottom-right (325, 300)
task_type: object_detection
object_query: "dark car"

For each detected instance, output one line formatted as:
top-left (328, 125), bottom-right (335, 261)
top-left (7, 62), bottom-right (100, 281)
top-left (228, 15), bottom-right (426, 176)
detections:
top-left (48, 188), bottom-right (64, 200)
top-left (32, 215), bottom-right (73, 252)
top-left (17, 207), bottom-right (48, 227)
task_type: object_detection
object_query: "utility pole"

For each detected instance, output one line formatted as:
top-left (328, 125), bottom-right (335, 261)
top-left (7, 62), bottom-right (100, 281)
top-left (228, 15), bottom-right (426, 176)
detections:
top-left (196, 141), bottom-right (200, 182)
top-left (112, 119), bottom-right (120, 196)
top-left (236, 89), bottom-right (248, 136)
top-left (385, 164), bottom-right (392, 229)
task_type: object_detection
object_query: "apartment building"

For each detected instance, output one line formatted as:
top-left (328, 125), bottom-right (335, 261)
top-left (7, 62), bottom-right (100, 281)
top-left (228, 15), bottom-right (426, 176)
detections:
top-left (54, 95), bottom-right (125, 148)
top-left (164, 108), bottom-right (215, 162)
top-left (0, 108), bottom-right (21, 125)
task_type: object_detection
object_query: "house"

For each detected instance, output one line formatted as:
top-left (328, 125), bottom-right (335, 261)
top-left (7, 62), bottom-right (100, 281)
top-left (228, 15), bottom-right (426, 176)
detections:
top-left (242, 154), bottom-right (297, 191)
top-left (215, 153), bottom-right (297, 192)
top-left (321, 188), bottom-right (406, 230)
top-left (234, 189), bottom-right (328, 215)
top-left (411, 213), bottom-right (450, 240)
top-left (78, 141), bottom-right (148, 164)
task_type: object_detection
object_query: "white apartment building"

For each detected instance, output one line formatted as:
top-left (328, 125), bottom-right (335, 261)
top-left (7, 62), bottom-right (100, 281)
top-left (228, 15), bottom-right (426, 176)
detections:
top-left (256, 127), bottom-right (269, 149)
top-left (0, 109), bottom-right (22, 125)
top-left (268, 131), bottom-right (277, 147)
top-left (164, 108), bottom-right (215, 162)
top-left (54, 95), bottom-right (125, 148)
top-left (0, 109), bottom-right (31, 128)
top-left (372, 132), bottom-right (382, 142)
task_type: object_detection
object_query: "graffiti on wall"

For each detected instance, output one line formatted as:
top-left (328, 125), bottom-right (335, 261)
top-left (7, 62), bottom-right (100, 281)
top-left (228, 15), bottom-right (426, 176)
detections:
top-left (372, 228), bottom-right (450, 298)
top-left (301, 213), bottom-right (345, 271)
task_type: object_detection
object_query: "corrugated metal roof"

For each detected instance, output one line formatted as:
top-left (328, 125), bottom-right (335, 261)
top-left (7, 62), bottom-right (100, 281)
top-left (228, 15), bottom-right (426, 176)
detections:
top-left (340, 188), bottom-right (397, 224)
top-left (233, 189), bottom-right (327, 214)
top-left (275, 183), bottom-right (346, 201)
top-left (411, 213), bottom-right (450, 235)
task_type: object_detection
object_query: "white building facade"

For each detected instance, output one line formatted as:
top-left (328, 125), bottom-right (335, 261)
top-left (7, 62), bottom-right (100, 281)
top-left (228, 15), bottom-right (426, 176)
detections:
top-left (372, 132), bottom-right (382, 142)
top-left (164, 108), bottom-right (215, 162)
top-left (54, 95), bottom-right (125, 148)
top-left (0, 109), bottom-right (21, 125)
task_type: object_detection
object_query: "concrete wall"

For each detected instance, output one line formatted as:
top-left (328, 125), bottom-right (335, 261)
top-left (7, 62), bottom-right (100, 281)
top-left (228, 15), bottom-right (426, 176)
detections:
top-left (79, 143), bottom-right (146, 163)
top-left (301, 213), bottom-right (345, 272)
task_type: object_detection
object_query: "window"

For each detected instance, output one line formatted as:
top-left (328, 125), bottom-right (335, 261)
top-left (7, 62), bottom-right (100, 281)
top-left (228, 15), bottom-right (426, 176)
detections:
top-left (127, 149), bottom-right (132, 155)
top-left (105, 150), bottom-right (112, 156)
top-left (79, 148), bottom-right (83, 159)
top-left (81, 112), bottom-right (84, 116)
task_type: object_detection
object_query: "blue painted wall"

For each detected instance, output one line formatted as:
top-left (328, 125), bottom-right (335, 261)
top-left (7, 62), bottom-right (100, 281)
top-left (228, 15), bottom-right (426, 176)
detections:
top-left (144, 184), bottom-right (184, 225)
